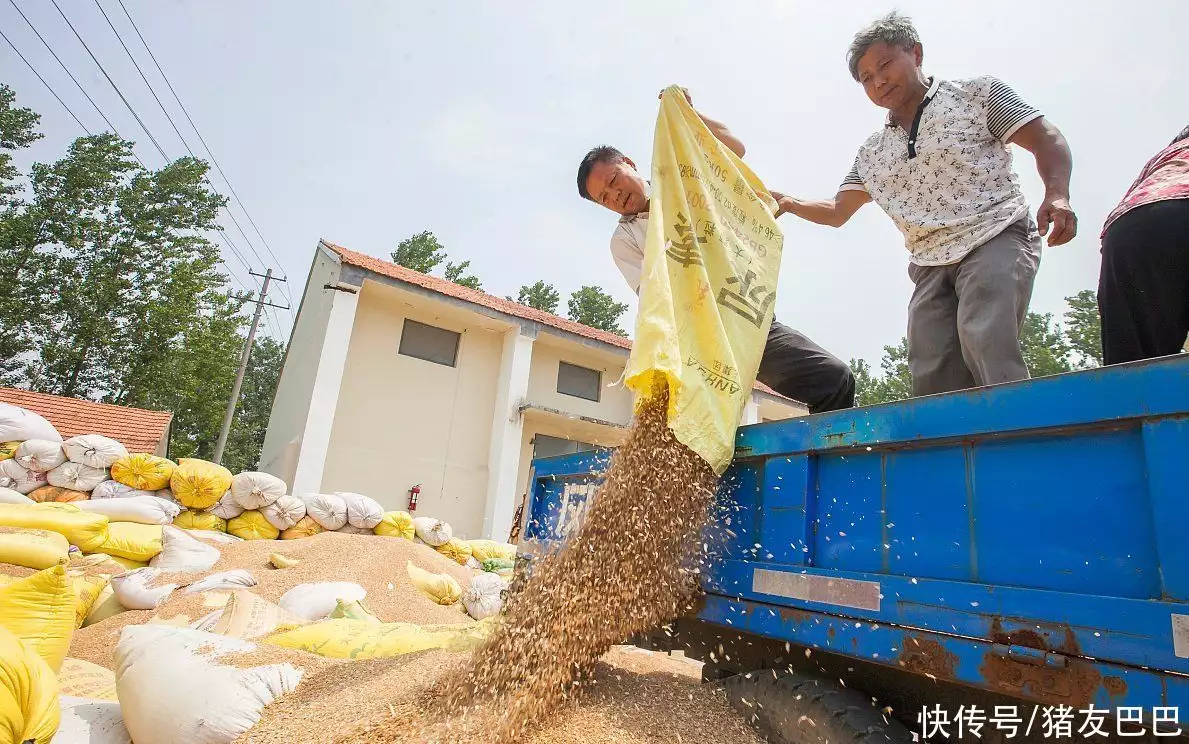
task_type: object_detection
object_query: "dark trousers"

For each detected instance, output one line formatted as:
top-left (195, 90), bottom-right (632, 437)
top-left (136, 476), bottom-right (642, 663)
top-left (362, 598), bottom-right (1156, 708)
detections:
top-left (1099, 200), bottom-right (1189, 365)
top-left (756, 321), bottom-right (855, 413)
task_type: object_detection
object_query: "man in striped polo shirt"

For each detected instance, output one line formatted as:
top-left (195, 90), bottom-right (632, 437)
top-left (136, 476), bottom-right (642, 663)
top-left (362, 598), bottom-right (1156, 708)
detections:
top-left (772, 12), bottom-right (1077, 396)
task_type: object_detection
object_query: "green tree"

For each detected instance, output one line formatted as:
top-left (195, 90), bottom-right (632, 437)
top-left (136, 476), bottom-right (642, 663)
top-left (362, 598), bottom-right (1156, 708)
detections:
top-left (567, 285), bottom-right (629, 336)
top-left (0, 85), bottom-right (45, 383)
top-left (443, 259), bottom-right (482, 290)
top-left (0, 84), bottom-right (41, 206)
top-left (850, 339), bottom-right (913, 406)
top-left (515, 280), bottom-right (560, 313)
top-left (1063, 289), bottom-right (1102, 368)
top-left (220, 336), bottom-right (285, 472)
top-left (391, 230), bottom-right (446, 274)
top-left (1020, 311), bottom-right (1073, 378)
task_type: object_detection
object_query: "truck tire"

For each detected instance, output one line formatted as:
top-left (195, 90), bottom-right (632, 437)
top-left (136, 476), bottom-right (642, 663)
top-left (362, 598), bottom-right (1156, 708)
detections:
top-left (723, 668), bottom-right (915, 744)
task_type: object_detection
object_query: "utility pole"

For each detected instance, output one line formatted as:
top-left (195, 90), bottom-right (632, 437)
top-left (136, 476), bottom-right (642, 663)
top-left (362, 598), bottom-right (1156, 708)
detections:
top-left (213, 268), bottom-right (289, 465)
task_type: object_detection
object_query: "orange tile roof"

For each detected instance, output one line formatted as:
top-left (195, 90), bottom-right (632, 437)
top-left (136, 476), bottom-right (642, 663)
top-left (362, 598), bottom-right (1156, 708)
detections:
top-left (0, 388), bottom-right (172, 453)
top-left (323, 240), bottom-right (792, 402)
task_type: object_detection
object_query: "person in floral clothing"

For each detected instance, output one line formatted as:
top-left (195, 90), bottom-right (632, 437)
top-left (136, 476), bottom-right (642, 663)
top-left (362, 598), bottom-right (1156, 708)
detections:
top-left (1098, 125), bottom-right (1189, 364)
top-left (770, 12), bottom-right (1075, 396)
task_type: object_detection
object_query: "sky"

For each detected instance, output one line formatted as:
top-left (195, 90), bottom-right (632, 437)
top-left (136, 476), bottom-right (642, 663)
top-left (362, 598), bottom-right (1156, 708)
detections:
top-left (2, 0), bottom-right (1186, 366)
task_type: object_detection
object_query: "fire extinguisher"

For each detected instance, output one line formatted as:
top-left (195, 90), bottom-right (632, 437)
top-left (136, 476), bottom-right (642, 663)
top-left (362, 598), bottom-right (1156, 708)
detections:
top-left (408, 484), bottom-right (421, 512)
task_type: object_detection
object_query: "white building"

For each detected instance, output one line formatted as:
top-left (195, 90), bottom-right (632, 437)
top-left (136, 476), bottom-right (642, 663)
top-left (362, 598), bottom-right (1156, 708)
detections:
top-left (260, 240), bottom-right (806, 542)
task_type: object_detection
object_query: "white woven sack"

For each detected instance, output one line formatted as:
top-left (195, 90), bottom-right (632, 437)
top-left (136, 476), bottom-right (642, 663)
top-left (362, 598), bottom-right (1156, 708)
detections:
top-left (76, 495), bottom-right (180, 525)
top-left (47, 461), bottom-right (109, 491)
top-left (260, 494), bottom-right (305, 531)
top-left (230, 471), bottom-right (285, 510)
top-left (14, 439), bottom-right (65, 472)
top-left (300, 492), bottom-right (347, 531)
top-left (63, 434), bottom-right (129, 468)
top-left (0, 402), bottom-right (61, 442)
top-left (336, 491), bottom-right (384, 529)
top-left (91, 479), bottom-right (155, 500)
top-left (111, 568), bottom-right (177, 610)
top-left (0, 459), bottom-right (46, 494)
top-left (412, 517), bottom-right (453, 547)
top-left (149, 525), bottom-right (220, 573)
top-left (278, 582), bottom-right (366, 621)
top-left (209, 490), bottom-right (245, 520)
top-left (114, 625), bottom-right (303, 744)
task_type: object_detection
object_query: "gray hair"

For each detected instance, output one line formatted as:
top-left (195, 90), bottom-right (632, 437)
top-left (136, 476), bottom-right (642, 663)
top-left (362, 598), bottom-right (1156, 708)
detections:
top-left (847, 11), bottom-right (921, 81)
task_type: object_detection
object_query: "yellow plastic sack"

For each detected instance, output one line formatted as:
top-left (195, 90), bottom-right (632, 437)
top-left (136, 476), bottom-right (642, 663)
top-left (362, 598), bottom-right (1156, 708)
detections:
top-left (265, 617), bottom-right (496, 660)
top-left (173, 510), bottom-right (227, 533)
top-left (0, 527), bottom-right (68, 569)
top-left (0, 563), bottom-right (75, 671)
top-left (104, 554), bottom-right (147, 571)
top-left (82, 582), bottom-right (123, 627)
top-left (280, 515), bottom-right (323, 540)
top-left (373, 510), bottom-right (415, 539)
top-left (228, 510), bottom-right (280, 540)
top-left (406, 561), bottom-right (461, 605)
top-left (623, 86), bottom-right (784, 474)
top-left (330, 598), bottom-right (381, 623)
top-left (0, 625), bottom-right (60, 744)
top-left (28, 485), bottom-right (88, 503)
top-left (111, 453), bottom-right (176, 491)
top-left (434, 538), bottom-right (472, 566)
top-left (467, 539), bottom-right (517, 563)
top-left (169, 458), bottom-right (232, 510)
top-left (0, 441), bottom-right (19, 462)
top-left (59, 656), bottom-right (118, 701)
top-left (208, 590), bottom-right (306, 640)
top-left (95, 522), bottom-right (163, 562)
top-left (0, 502), bottom-right (110, 553)
top-left (65, 572), bottom-right (109, 628)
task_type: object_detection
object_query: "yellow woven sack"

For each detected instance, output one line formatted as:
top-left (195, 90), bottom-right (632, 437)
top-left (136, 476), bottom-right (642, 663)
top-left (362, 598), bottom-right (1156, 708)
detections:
top-left (82, 582), bottom-right (123, 627)
top-left (280, 515), bottom-right (323, 540)
top-left (330, 598), bottom-right (381, 623)
top-left (111, 453), bottom-right (176, 491)
top-left (95, 522), bottom-right (163, 562)
top-left (0, 441), bottom-right (19, 462)
top-left (406, 561), bottom-right (461, 605)
top-left (434, 538), bottom-right (472, 566)
top-left (173, 510), bottom-right (227, 533)
top-left (0, 563), bottom-right (75, 671)
top-left (373, 510), bottom-right (415, 540)
top-left (65, 572), bottom-right (109, 628)
top-left (104, 554), bottom-right (147, 570)
top-left (623, 86), bottom-right (784, 474)
top-left (169, 458), bottom-right (232, 510)
top-left (467, 539), bottom-right (517, 562)
top-left (58, 656), bottom-right (118, 701)
top-left (0, 502), bottom-right (109, 552)
top-left (228, 510), bottom-right (280, 540)
top-left (0, 527), bottom-right (68, 569)
top-left (0, 625), bottom-right (60, 744)
top-left (265, 617), bottom-right (495, 660)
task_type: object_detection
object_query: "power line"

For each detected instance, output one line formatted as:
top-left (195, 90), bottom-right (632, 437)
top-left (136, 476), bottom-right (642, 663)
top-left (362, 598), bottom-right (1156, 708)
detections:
top-left (115, 0), bottom-right (294, 315)
top-left (6, 0), bottom-right (124, 137)
top-left (90, 0), bottom-right (192, 157)
top-left (0, 25), bottom-right (90, 133)
top-left (48, 0), bottom-right (170, 162)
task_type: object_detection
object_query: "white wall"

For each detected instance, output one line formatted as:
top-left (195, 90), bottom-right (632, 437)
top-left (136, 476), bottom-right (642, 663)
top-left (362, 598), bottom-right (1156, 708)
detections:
top-left (259, 246), bottom-right (342, 485)
top-left (319, 281), bottom-right (503, 539)
top-left (525, 336), bottom-right (633, 425)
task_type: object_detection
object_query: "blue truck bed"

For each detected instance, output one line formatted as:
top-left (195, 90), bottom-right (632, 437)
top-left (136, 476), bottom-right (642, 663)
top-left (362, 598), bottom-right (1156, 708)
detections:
top-left (522, 355), bottom-right (1189, 718)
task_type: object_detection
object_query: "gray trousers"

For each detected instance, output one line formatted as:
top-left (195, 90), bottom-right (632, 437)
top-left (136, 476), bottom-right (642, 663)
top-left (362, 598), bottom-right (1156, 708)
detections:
top-left (757, 321), bottom-right (855, 413)
top-left (906, 218), bottom-right (1041, 396)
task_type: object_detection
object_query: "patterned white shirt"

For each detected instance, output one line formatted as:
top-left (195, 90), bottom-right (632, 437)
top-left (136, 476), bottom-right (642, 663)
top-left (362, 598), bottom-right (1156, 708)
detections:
top-left (609, 210), bottom-right (648, 295)
top-left (840, 76), bottom-right (1043, 266)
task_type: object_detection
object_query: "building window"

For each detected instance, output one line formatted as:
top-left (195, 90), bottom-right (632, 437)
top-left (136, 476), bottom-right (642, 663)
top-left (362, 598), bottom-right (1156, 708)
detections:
top-left (532, 434), bottom-right (597, 459)
top-left (557, 361), bottom-right (601, 402)
top-left (398, 319), bottom-right (460, 367)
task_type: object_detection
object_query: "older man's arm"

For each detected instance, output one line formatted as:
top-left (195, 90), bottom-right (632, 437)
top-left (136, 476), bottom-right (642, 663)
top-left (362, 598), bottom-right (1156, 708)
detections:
top-left (1010, 117), bottom-right (1076, 246)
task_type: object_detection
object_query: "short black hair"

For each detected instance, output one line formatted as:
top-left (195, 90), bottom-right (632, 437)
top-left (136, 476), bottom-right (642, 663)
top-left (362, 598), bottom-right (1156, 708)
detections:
top-left (1173, 124), bottom-right (1189, 147)
top-left (577, 145), bottom-right (625, 201)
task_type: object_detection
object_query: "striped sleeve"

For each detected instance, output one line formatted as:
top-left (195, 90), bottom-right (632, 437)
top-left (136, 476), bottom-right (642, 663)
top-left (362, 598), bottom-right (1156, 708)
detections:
top-left (981, 76), bottom-right (1042, 142)
top-left (838, 156), bottom-right (867, 193)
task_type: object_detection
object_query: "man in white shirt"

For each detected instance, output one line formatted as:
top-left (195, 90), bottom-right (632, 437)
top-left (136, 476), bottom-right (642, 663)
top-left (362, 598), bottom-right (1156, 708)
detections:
top-left (576, 93), bottom-right (856, 414)
top-left (771, 12), bottom-right (1076, 396)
